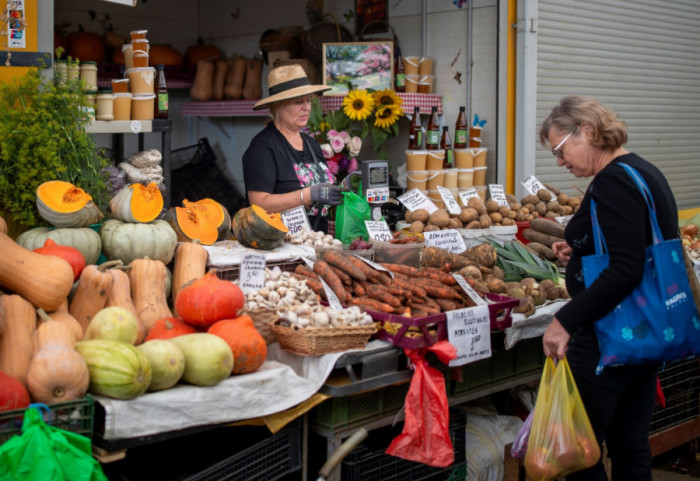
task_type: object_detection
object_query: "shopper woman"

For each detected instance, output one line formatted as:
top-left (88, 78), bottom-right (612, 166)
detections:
top-left (539, 95), bottom-right (679, 480)
top-left (242, 65), bottom-right (348, 234)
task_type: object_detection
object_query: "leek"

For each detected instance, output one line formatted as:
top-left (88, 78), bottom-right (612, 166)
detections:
top-left (484, 236), bottom-right (563, 283)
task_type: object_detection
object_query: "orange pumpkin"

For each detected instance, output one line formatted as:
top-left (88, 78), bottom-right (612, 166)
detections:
top-left (33, 238), bottom-right (86, 282)
top-left (145, 317), bottom-right (197, 341)
top-left (207, 316), bottom-right (267, 374)
top-left (149, 44), bottom-right (184, 66)
top-left (175, 271), bottom-right (244, 327)
top-left (67, 31), bottom-right (105, 63)
top-left (185, 39), bottom-right (222, 66)
top-left (0, 369), bottom-right (30, 412)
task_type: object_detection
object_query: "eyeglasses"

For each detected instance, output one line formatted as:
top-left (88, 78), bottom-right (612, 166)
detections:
top-left (552, 131), bottom-right (574, 159)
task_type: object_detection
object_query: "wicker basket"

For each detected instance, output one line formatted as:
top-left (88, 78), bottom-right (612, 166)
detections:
top-left (238, 308), bottom-right (278, 345)
top-left (269, 320), bottom-right (377, 356)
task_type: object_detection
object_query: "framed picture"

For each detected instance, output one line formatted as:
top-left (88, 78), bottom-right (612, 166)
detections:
top-left (322, 42), bottom-right (394, 96)
top-left (355, 0), bottom-right (389, 36)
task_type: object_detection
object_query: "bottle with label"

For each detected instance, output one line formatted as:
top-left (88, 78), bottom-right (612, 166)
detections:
top-left (426, 106), bottom-right (440, 150)
top-left (441, 126), bottom-right (453, 168)
top-left (155, 63), bottom-right (169, 119)
top-left (395, 46), bottom-right (406, 93)
top-left (454, 106), bottom-right (468, 148)
top-left (408, 106), bottom-right (422, 150)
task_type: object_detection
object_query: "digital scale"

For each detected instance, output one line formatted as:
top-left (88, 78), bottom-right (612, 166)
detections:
top-left (360, 161), bottom-right (390, 221)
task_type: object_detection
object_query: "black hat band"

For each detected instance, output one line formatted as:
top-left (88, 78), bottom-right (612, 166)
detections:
top-left (268, 77), bottom-right (310, 96)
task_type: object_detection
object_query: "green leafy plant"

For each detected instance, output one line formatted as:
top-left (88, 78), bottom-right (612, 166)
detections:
top-left (0, 57), bottom-right (109, 237)
top-left (484, 236), bottom-right (563, 283)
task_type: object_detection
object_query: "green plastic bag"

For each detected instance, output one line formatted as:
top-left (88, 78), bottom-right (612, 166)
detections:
top-left (335, 190), bottom-right (372, 244)
top-left (0, 404), bottom-right (108, 481)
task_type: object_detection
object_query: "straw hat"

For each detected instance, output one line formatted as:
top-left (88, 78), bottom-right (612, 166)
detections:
top-left (253, 64), bottom-right (330, 110)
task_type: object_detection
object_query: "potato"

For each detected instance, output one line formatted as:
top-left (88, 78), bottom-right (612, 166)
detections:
top-left (405, 211), bottom-right (413, 223)
top-left (524, 203), bottom-right (536, 213)
top-left (506, 193), bottom-right (518, 204)
top-left (478, 214), bottom-right (492, 228)
top-left (428, 209), bottom-right (450, 228)
top-left (467, 197), bottom-right (486, 215)
top-left (509, 202), bottom-right (522, 211)
top-left (498, 205), bottom-right (511, 218)
top-left (409, 221), bottom-right (425, 233)
top-left (447, 218), bottom-right (462, 229)
top-left (546, 200), bottom-right (561, 213)
top-left (465, 220), bottom-right (482, 229)
top-left (485, 199), bottom-right (500, 213)
top-left (535, 202), bottom-right (548, 216)
top-left (537, 189), bottom-right (552, 202)
top-left (502, 217), bottom-right (515, 226)
top-left (412, 209), bottom-right (429, 223)
top-left (489, 212), bottom-right (503, 224)
top-left (459, 207), bottom-right (479, 223)
top-left (521, 194), bottom-right (540, 206)
top-left (557, 193), bottom-right (569, 205)
top-left (423, 224), bottom-right (440, 232)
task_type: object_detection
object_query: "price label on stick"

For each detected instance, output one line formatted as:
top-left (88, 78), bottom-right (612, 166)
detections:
top-left (488, 184), bottom-right (509, 207)
top-left (238, 253), bottom-right (266, 293)
top-left (397, 188), bottom-right (438, 214)
top-left (281, 206), bottom-right (311, 236)
top-left (301, 257), bottom-right (343, 310)
top-left (423, 229), bottom-right (467, 254)
top-left (453, 273), bottom-right (487, 305)
top-left (354, 254), bottom-right (394, 278)
top-left (447, 305), bottom-right (491, 367)
top-left (365, 220), bottom-right (393, 243)
top-left (437, 186), bottom-right (461, 215)
top-left (521, 175), bottom-right (547, 196)
top-left (459, 188), bottom-right (479, 205)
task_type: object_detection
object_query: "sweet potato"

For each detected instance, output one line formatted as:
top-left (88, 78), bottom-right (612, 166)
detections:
top-left (525, 241), bottom-right (556, 260)
top-left (350, 297), bottom-right (395, 313)
top-left (380, 263), bottom-right (418, 276)
top-left (325, 250), bottom-right (367, 282)
top-left (313, 260), bottom-right (349, 303)
top-left (412, 278), bottom-right (458, 299)
top-left (415, 267), bottom-right (457, 285)
top-left (364, 284), bottom-right (402, 308)
top-left (347, 255), bottom-right (381, 282)
top-left (392, 275), bottom-right (428, 298)
top-left (352, 280), bottom-right (366, 297)
top-left (295, 264), bottom-right (318, 279)
top-left (530, 217), bottom-right (565, 238)
top-left (329, 265), bottom-right (352, 286)
top-left (522, 228), bottom-right (562, 248)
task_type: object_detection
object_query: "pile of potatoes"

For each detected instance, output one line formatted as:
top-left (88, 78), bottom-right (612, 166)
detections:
top-left (519, 187), bottom-right (582, 219)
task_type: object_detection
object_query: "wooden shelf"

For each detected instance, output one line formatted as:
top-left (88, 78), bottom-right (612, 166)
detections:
top-left (180, 93), bottom-right (443, 118)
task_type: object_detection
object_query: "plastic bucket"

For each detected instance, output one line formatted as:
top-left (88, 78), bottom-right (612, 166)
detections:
top-left (454, 148), bottom-right (474, 169)
top-left (426, 170), bottom-right (445, 191)
top-left (444, 168), bottom-right (458, 189)
top-left (131, 93), bottom-right (156, 120)
top-left (473, 166), bottom-right (488, 186)
top-left (426, 150), bottom-right (445, 170)
top-left (406, 150), bottom-right (428, 171)
top-left (457, 168), bottom-right (474, 189)
top-left (406, 170), bottom-right (429, 191)
top-left (472, 148), bottom-right (488, 167)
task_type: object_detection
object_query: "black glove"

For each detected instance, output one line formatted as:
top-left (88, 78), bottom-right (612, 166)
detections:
top-left (309, 183), bottom-right (349, 206)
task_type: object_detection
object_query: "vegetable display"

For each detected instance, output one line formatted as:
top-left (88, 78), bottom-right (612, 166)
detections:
top-left (36, 180), bottom-right (104, 228)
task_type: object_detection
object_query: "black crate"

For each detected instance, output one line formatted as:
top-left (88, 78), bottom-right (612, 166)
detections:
top-left (340, 408), bottom-right (467, 481)
top-left (650, 359), bottom-right (700, 434)
top-left (170, 138), bottom-right (247, 215)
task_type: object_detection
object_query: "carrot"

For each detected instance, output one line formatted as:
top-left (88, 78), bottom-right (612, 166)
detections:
top-left (377, 272), bottom-right (392, 285)
top-left (347, 256), bottom-right (380, 282)
top-left (329, 265), bottom-right (352, 286)
top-left (364, 284), bottom-right (402, 308)
top-left (415, 267), bottom-right (456, 285)
top-left (434, 298), bottom-right (458, 312)
top-left (352, 279), bottom-right (366, 297)
top-left (380, 263), bottom-right (418, 277)
top-left (325, 250), bottom-right (367, 282)
top-left (408, 301), bottom-right (440, 315)
top-left (292, 274), bottom-right (326, 300)
top-left (350, 297), bottom-right (395, 313)
top-left (392, 276), bottom-right (428, 298)
top-left (423, 296), bottom-right (442, 312)
top-left (313, 260), bottom-right (349, 303)
top-left (384, 284), bottom-right (411, 299)
top-left (412, 278), bottom-right (458, 299)
top-left (295, 264), bottom-right (318, 279)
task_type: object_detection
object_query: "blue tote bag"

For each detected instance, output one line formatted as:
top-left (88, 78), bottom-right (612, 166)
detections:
top-left (581, 163), bottom-right (700, 374)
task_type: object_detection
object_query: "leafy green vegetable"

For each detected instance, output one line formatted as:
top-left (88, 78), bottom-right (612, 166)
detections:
top-left (484, 236), bottom-right (563, 283)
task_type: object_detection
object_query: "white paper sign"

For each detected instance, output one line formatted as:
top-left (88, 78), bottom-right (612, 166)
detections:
top-left (130, 121), bottom-right (143, 133)
top-left (447, 305), bottom-right (491, 367)
top-left (437, 186), bottom-right (461, 215)
top-left (301, 257), bottom-right (343, 310)
top-left (521, 175), bottom-right (547, 196)
top-left (365, 220), bottom-right (393, 243)
top-left (355, 255), bottom-right (394, 278)
top-left (554, 215), bottom-right (573, 225)
top-left (423, 229), bottom-right (467, 254)
top-left (281, 206), bottom-right (312, 236)
top-left (488, 184), bottom-right (509, 207)
top-left (397, 188), bottom-right (438, 214)
top-left (459, 188), bottom-right (479, 205)
top-left (452, 273), bottom-right (487, 306)
top-left (238, 253), bottom-right (266, 293)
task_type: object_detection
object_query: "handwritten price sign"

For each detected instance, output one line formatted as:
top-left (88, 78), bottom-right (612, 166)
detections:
top-left (447, 305), bottom-right (491, 367)
top-left (365, 220), bottom-right (393, 242)
top-left (238, 253), bottom-right (266, 293)
top-left (397, 188), bottom-right (438, 214)
top-left (281, 206), bottom-right (311, 236)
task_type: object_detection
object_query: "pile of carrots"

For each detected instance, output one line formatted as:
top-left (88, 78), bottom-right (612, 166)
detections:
top-left (293, 250), bottom-right (483, 318)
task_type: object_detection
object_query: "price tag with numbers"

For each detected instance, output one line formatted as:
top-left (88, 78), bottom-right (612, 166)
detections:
top-left (365, 220), bottom-right (393, 243)
top-left (281, 206), bottom-right (312, 236)
top-left (423, 229), bottom-right (467, 254)
top-left (452, 273), bottom-right (488, 306)
top-left (459, 188), bottom-right (479, 205)
top-left (488, 184), bottom-right (509, 207)
top-left (521, 175), bottom-right (547, 196)
top-left (437, 186), bottom-right (461, 215)
top-left (447, 305), bottom-right (491, 367)
top-left (238, 253), bottom-right (266, 294)
top-left (301, 257), bottom-right (343, 310)
top-left (397, 188), bottom-right (438, 214)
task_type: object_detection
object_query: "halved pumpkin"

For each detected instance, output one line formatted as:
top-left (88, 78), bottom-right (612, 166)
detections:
top-left (182, 198), bottom-right (231, 241)
top-left (231, 205), bottom-right (287, 250)
top-left (165, 206), bottom-right (218, 246)
top-left (36, 180), bottom-right (103, 228)
top-left (110, 182), bottom-right (164, 223)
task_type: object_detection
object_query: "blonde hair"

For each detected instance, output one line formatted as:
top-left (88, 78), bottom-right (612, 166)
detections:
top-left (539, 95), bottom-right (627, 151)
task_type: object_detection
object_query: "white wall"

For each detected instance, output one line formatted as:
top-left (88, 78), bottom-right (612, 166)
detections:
top-left (54, 0), bottom-right (499, 199)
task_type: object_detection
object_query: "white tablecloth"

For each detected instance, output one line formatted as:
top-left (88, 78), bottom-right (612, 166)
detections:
top-left (504, 300), bottom-right (569, 349)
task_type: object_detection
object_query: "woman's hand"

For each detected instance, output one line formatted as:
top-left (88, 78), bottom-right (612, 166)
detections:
top-left (310, 183), bottom-right (349, 205)
top-left (543, 317), bottom-right (570, 360)
top-left (551, 241), bottom-right (572, 266)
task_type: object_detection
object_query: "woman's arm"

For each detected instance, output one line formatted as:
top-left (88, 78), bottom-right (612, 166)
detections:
top-left (248, 186), bottom-right (311, 213)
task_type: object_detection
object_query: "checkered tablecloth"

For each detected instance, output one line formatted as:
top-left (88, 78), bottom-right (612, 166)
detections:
top-left (180, 93), bottom-right (442, 117)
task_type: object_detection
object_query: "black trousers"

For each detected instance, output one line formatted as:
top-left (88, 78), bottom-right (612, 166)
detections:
top-left (565, 326), bottom-right (658, 481)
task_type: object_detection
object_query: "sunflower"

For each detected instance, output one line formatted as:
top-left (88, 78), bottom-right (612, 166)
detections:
top-left (372, 89), bottom-right (403, 108)
top-left (342, 89), bottom-right (374, 121)
top-left (374, 104), bottom-right (403, 129)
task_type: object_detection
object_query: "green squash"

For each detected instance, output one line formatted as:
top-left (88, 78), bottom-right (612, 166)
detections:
top-left (100, 219), bottom-right (177, 265)
top-left (16, 226), bottom-right (102, 265)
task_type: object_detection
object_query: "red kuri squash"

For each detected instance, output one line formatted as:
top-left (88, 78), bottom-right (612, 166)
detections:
top-left (175, 271), bottom-right (244, 327)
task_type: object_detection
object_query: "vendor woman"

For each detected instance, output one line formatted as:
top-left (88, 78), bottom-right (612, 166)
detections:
top-left (243, 64), bottom-right (348, 234)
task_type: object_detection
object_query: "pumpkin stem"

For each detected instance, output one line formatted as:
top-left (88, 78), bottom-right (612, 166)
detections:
top-left (36, 308), bottom-right (52, 323)
top-left (114, 265), bottom-right (133, 271)
top-left (97, 260), bottom-right (124, 271)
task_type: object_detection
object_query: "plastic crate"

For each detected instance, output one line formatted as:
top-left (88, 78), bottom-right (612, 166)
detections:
top-left (0, 395), bottom-right (95, 445)
top-left (449, 336), bottom-right (545, 396)
top-left (170, 138), bottom-right (247, 214)
top-left (650, 359), bottom-right (700, 434)
top-left (311, 382), bottom-right (410, 431)
top-left (340, 408), bottom-right (467, 481)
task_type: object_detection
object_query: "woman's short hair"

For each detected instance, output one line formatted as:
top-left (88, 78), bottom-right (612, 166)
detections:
top-left (539, 95), bottom-right (627, 151)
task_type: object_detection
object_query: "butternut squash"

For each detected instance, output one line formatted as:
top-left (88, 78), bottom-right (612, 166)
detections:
top-left (106, 268), bottom-right (146, 344)
top-left (0, 294), bottom-right (37, 387)
top-left (42, 304), bottom-right (84, 343)
top-left (212, 59), bottom-right (229, 101)
top-left (69, 260), bottom-right (121, 334)
top-left (26, 342), bottom-right (89, 404)
top-left (0, 231), bottom-right (74, 311)
top-left (224, 56), bottom-right (247, 100)
top-left (242, 58), bottom-right (263, 100)
top-left (129, 258), bottom-right (173, 332)
top-left (34, 309), bottom-right (77, 353)
top-left (171, 241), bottom-right (208, 316)
top-left (189, 59), bottom-right (215, 101)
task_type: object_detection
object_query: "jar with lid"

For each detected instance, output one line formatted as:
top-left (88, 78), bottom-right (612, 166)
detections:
top-left (426, 106), bottom-right (440, 150)
top-left (95, 91), bottom-right (115, 121)
top-left (67, 62), bottom-right (80, 84)
top-left (80, 61), bottom-right (98, 91)
top-left (454, 106), bottom-right (468, 149)
top-left (130, 29), bottom-right (148, 41)
top-left (408, 106), bottom-right (422, 150)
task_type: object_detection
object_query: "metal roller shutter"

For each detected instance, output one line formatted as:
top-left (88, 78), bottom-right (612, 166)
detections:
top-left (532, 0), bottom-right (700, 209)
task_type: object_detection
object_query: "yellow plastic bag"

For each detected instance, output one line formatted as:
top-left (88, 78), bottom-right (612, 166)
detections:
top-left (524, 357), bottom-right (600, 481)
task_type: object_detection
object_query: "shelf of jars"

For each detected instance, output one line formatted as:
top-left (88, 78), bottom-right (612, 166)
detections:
top-left (179, 93), bottom-right (443, 118)
top-left (97, 63), bottom-right (194, 90)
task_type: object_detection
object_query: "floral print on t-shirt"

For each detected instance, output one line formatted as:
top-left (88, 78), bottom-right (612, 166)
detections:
top-left (293, 161), bottom-right (336, 217)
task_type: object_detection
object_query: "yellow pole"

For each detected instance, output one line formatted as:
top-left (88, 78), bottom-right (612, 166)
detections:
top-left (506, 0), bottom-right (517, 193)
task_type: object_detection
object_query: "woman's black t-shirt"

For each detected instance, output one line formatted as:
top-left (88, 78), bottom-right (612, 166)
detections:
top-left (242, 123), bottom-right (336, 232)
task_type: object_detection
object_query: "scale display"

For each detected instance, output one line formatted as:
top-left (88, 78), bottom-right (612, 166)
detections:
top-left (361, 161), bottom-right (390, 204)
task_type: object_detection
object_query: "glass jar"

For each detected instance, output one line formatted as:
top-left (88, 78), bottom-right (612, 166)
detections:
top-left (95, 91), bottom-right (115, 121)
top-left (79, 61), bottom-right (98, 91)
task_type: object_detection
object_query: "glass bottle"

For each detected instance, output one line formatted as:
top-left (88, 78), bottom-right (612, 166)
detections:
top-left (441, 126), bottom-right (453, 168)
top-left (155, 63), bottom-right (169, 119)
top-left (454, 106), bottom-right (468, 149)
top-left (395, 46), bottom-right (406, 93)
top-left (408, 106), bottom-right (422, 150)
top-left (426, 106), bottom-right (440, 150)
